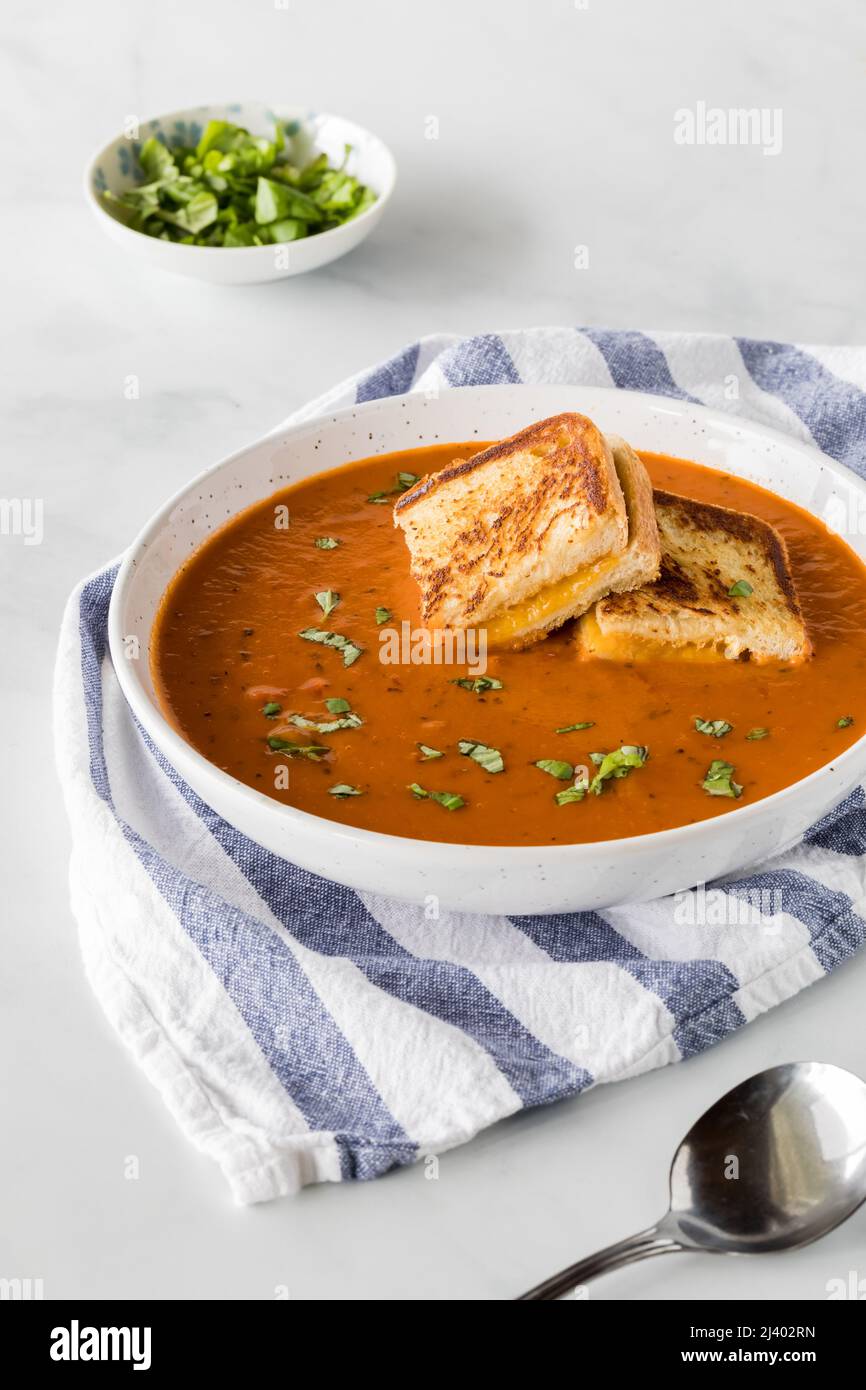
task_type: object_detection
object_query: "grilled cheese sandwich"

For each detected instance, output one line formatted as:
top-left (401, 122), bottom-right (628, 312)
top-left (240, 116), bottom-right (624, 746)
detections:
top-left (394, 414), bottom-right (661, 648)
top-left (576, 490), bottom-right (812, 664)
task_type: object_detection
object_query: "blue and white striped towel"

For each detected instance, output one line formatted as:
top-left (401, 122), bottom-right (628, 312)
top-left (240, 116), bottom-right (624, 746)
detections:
top-left (55, 328), bottom-right (866, 1204)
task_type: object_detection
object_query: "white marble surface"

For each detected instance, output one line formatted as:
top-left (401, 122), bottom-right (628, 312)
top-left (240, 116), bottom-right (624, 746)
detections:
top-left (3, 0), bottom-right (866, 1300)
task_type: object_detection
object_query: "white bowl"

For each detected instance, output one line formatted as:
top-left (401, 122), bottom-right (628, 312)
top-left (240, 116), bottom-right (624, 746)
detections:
top-left (109, 384), bottom-right (866, 914)
top-left (84, 102), bottom-right (396, 284)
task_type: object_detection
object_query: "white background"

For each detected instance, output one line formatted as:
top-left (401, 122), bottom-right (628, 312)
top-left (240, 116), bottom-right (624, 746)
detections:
top-left (3, 0), bottom-right (866, 1300)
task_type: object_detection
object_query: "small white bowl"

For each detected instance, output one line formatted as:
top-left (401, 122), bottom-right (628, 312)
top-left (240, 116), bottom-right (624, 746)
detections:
top-left (84, 102), bottom-right (396, 285)
top-left (109, 384), bottom-right (866, 915)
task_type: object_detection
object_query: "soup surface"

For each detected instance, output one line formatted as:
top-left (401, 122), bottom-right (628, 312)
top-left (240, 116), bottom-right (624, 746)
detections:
top-left (152, 445), bottom-right (866, 846)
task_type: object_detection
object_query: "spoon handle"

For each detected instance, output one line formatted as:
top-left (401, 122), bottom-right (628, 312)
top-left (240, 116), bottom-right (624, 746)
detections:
top-left (516, 1224), bottom-right (683, 1300)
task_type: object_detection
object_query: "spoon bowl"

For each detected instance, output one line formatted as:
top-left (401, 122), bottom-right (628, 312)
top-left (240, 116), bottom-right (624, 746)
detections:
top-left (518, 1062), bottom-right (866, 1300)
top-left (667, 1061), bottom-right (866, 1254)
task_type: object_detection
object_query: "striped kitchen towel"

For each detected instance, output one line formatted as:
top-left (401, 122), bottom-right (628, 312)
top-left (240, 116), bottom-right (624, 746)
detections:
top-left (55, 328), bottom-right (866, 1204)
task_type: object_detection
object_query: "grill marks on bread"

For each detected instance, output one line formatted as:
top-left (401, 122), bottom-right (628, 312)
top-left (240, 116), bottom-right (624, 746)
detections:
top-left (585, 489), bottom-right (811, 663)
top-left (394, 414), bottom-right (628, 629)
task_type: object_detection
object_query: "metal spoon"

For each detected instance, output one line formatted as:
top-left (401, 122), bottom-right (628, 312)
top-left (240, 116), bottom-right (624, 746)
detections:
top-left (518, 1061), bottom-right (866, 1300)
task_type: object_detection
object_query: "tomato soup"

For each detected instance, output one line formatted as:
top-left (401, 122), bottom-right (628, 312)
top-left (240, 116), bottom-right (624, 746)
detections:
top-left (151, 445), bottom-right (866, 846)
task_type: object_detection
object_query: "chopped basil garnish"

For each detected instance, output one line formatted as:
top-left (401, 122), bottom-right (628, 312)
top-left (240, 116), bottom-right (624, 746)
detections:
top-left (261, 701), bottom-right (282, 718)
top-left (407, 782), bottom-right (465, 810)
top-left (451, 676), bottom-right (503, 693)
top-left (555, 721), bottom-right (595, 734)
top-left (328, 784), bottom-right (362, 799)
top-left (285, 711), bottom-right (362, 734)
top-left (267, 737), bottom-right (329, 761)
top-left (458, 740), bottom-right (504, 774)
top-left (298, 627), bottom-right (363, 666)
top-left (417, 743), bottom-right (444, 760)
top-left (100, 124), bottom-right (377, 247)
top-left (315, 589), bottom-right (340, 618)
top-left (746, 727), bottom-right (769, 740)
top-left (728, 579), bottom-right (753, 598)
top-left (588, 745), bottom-right (649, 796)
top-left (367, 472), bottom-right (421, 504)
top-left (837, 715), bottom-right (855, 729)
top-left (315, 537), bottom-right (340, 549)
top-left (694, 718), bottom-right (733, 738)
top-left (325, 697), bottom-right (351, 714)
top-left (702, 759), bottom-right (743, 798)
top-left (555, 780), bottom-right (590, 806)
top-left (375, 607), bottom-right (392, 625)
top-left (535, 759), bottom-right (574, 781)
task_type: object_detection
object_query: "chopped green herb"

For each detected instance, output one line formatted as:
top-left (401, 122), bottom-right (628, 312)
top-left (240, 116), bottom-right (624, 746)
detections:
top-left (325, 697), bottom-right (351, 715)
top-left (450, 676), bottom-right (503, 694)
top-left (588, 745), bottom-right (649, 796)
top-left (328, 784), bottom-right (362, 799)
top-left (407, 783), bottom-right (465, 811)
top-left (458, 740), bottom-right (504, 774)
top-left (367, 472), bottom-right (421, 504)
top-left (315, 589), bottom-right (340, 618)
top-left (267, 737), bottom-right (329, 761)
top-left (694, 718), bottom-right (734, 738)
top-left (102, 123), bottom-right (377, 247)
top-left (555, 721), bottom-right (595, 734)
top-left (138, 136), bottom-right (175, 181)
top-left (728, 579), bottom-right (754, 598)
top-left (417, 744), bottom-right (444, 760)
top-left (555, 780), bottom-right (590, 806)
top-left (702, 759), bottom-right (743, 798)
top-left (298, 627), bottom-right (363, 666)
top-left (284, 711), bottom-right (363, 734)
top-left (746, 727), bottom-right (770, 740)
top-left (315, 537), bottom-right (340, 549)
top-left (375, 607), bottom-right (392, 625)
top-left (837, 715), bottom-right (855, 729)
top-left (254, 177), bottom-right (322, 226)
top-left (261, 701), bottom-right (282, 718)
top-left (534, 759), bottom-right (574, 781)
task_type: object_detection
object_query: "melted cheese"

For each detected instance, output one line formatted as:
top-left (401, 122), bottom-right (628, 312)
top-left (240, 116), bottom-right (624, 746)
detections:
top-left (577, 611), bottom-right (728, 662)
top-left (484, 553), bottom-right (622, 645)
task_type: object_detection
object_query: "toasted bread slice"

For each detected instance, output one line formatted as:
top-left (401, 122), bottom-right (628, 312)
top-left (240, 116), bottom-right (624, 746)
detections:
top-left (489, 436), bottom-right (661, 648)
top-left (393, 414), bottom-right (659, 647)
top-left (394, 413), bottom-right (627, 630)
top-left (577, 490), bottom-right (812, 664)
